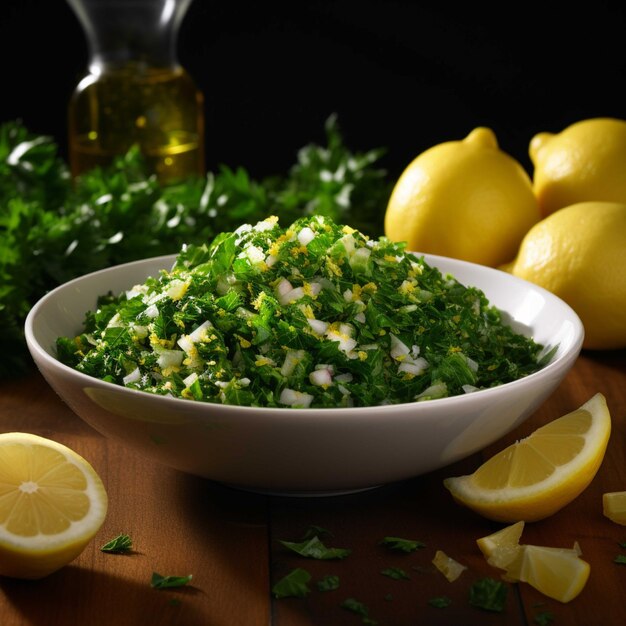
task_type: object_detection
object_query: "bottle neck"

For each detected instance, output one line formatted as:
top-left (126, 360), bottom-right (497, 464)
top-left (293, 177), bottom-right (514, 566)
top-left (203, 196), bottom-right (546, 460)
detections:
top-left (67, 0), bottom-right (192, 73)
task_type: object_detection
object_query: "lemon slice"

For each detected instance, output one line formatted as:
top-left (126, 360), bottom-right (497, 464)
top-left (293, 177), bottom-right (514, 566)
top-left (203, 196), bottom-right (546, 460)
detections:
top-left (0, 432), bottom-right (108, 579)
top-left (603, 491), bottom-right (626, 525)
top-left (444, 393), bottom-right (611, 522)
top-left (502, 544), bottom-right (590, 603)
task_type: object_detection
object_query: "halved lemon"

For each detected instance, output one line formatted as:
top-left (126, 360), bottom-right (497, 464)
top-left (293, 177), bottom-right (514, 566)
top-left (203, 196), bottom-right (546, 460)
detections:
top-left (0, 432), bottom-right (108, 579)
top-left (444, 393), bottom-right (611, 522)
top-left (502, 544), bottom-right (590, 603)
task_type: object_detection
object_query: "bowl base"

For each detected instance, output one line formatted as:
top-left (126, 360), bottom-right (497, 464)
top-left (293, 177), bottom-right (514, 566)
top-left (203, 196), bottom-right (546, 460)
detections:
top-left (223, 483), bottom-right (382, 498)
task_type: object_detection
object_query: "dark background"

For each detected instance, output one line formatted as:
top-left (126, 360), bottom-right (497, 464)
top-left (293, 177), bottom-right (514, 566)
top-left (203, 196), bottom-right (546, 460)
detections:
top-left (2, 0), bottom-right (625, 181)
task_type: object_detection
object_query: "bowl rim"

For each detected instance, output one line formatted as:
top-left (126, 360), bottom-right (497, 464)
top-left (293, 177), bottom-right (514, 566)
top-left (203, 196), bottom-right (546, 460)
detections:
top-left (24, 252), bottom-right (584, 419)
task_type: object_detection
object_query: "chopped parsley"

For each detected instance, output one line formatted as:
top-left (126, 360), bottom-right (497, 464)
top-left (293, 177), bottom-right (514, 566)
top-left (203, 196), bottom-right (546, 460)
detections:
top-left (100, 533), bottom-right (133, 554)
top-left (380, 567), bottom-right (410, 580)
top-left (57, 215), bottom-right (552, 408)
top-left (428, 596), bottom-right (452, 608)
top-left (380, 536), bottom-right (425, 553)
top-left (279, 535), bottom-right (351, 560)
top-left (317, 574), bottom-right (340, 591)
top-left (469, 577), bottom-right (508, 612)
top-left (272, 568), bottom-right (312, 598)
top-left (150, 572), bottom-right (193, 589)
top-left (341, 598), bottom-right (378, 625)
top-left (534, 610), bottom-right (555, 625)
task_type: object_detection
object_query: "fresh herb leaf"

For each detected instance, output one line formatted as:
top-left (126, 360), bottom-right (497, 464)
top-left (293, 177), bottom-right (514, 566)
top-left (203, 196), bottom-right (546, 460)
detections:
top-left (619, 541), bottom-right (626, 549)
top-left (0, 116), bottom-right (389, 380)
top-left (429, 596), bottom-right (452, 608)
top-left (150, 572), bottom-right (193, 589)
top-left (300, 525), bottom-right (333, 541)
top-left (316, 574), bottom-right (340, 592)
top-left (469, 577), bottom-right (508, 613)
top-left (280, 535), bottom-right (351, 560)
top-left (381, 536), bottom-right (425, 553)
top-left (614, 554), bottom-right (626, 565)
top-left (534, 610), bottom-right (555, 625)
top-left (100, 533), bottom-right (133, 554)
top-left (272, 568), bottom-right (312, 599)
top-left (340, 598), bottom-right (378, 625)
top-left (381, 567), bottom-right (410, 580)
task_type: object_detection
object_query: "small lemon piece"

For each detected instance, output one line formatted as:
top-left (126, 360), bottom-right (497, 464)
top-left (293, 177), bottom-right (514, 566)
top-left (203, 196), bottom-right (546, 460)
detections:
top-left (476, 521), bottom-right (525, 570)
top-left (444, 393), bottom-right (611, 522)
top-left (503, 201), bottom-right (626, 350)
top-left (384, 127), bottom-right (540, 267)
top-left (503, 544), bottom-right (590, 603)
top-left (432, 549), bottom-right (467, 582)
top-left (603, 491), bottom-right (626, 525)
top-left (0, 432), bottom-right (108, 579)
top-left (530, 117), bottom-right (626, 217)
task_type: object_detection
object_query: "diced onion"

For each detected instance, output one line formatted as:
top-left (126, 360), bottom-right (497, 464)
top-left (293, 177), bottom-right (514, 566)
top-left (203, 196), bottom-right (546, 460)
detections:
top-left (297, 227), bottom-right (316, 246)
top-left (279, 388), bottom-right (314, 408)
top-left (308, 319), bottom-right (329, 335)
top-left (309, 368), bottom-right (333, 386)
top-left (123, 368), bottom-right (141, 385)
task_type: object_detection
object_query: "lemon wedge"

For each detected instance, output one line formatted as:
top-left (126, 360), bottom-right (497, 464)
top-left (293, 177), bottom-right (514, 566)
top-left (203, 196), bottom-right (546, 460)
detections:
top-left (444, 393), bottom-right (611, 522)
top-left (477, 522), bottom-right (590, 603)
top-left (503, 544), bottom-right (590, 603)
top-left (0, 432), bottom-right (108, 579)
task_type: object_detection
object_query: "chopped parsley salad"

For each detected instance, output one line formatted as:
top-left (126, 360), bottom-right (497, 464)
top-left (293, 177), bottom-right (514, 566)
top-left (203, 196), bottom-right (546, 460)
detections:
top-left (56, 215), bottom-right (553, 408)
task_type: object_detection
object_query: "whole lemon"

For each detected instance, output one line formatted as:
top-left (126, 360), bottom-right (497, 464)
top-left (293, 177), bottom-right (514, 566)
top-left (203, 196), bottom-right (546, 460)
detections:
top-left (384, 127), bottom-right (540, 267)
top-left (504, 201), bottom-right (626, 350)
top-left (530, 117), bottom-right (626, 217)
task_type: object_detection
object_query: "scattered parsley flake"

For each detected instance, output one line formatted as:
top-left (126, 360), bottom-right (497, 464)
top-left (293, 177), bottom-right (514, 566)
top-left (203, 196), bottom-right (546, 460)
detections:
top-left (341, 598), bottom-right (378, 625)
top-left (614, 554), bottom-right (626, 565)
top-left (534, 610), bottom-right (555, 625)
top-left (280, 535), bottom-right (351, 560)
top-left (428, 596), bottom-right (452, 609)
top-left (316, 574), bottom-right (340, 592)
top-left (150, 572), bottom-right (193, 590)
top-left (381, 567), bottom-right (410, 580)
top-left (301, 525), bottom-right (333, 541)
top-left (100, 533), bottom-right (133, 554)
top-left (380, 536), bottom-right (425, 553)
top-left (469, 577), bottom-right (508, 613)
top-left (272, 568), bottom-right (312, 599)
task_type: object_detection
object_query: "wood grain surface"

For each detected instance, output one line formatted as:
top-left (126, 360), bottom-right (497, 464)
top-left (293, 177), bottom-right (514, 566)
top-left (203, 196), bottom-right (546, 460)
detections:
top-left (1, 350), bottom-right (625, 626)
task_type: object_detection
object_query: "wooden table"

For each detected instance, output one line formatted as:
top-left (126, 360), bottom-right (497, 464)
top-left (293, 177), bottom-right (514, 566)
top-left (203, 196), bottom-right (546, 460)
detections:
top-left (1, 350), bottom-right (625, 626)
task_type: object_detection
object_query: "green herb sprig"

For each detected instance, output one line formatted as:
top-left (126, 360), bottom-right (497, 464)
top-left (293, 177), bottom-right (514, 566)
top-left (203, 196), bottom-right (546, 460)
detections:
top-left (100, 533), bottom-right (133, 554)
top-left (0, 116), bottom-right (389, 380)
top-left (150, 572), bottom-right (193, 589)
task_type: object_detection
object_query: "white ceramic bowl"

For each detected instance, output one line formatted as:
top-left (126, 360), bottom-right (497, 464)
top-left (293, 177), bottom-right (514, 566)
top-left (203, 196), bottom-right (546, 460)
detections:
top-left (25, 253), bottom-right (584, 495)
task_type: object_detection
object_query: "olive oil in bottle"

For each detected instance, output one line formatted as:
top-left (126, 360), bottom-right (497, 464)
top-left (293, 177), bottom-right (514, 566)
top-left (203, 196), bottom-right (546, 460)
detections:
top-left (67, 0), bottom-right (204, 184)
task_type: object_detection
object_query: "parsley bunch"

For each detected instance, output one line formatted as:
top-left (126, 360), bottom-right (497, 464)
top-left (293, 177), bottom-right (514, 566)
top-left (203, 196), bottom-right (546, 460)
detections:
top-left (0, 116), bottom-right (389, 379)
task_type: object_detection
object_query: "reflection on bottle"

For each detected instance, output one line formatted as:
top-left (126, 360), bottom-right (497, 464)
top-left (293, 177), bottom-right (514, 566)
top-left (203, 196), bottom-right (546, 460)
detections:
top-left (67, 0), bottom-right (204, 184)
